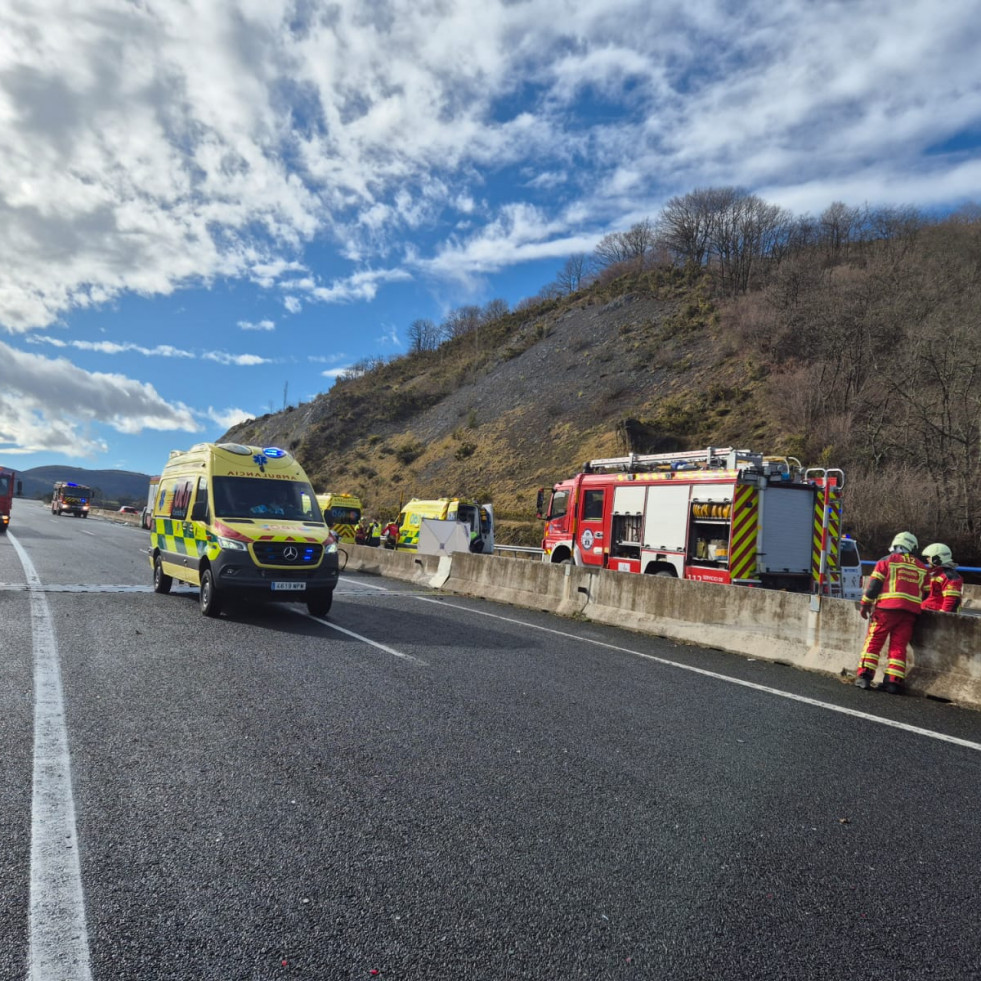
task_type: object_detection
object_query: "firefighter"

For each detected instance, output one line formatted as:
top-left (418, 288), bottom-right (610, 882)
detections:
top-left (855, 531), bottom-right (929, 694)
top-left (382, 519), bottom-right (400, 549)
top-left (921, 543), bottom-right (964, 613)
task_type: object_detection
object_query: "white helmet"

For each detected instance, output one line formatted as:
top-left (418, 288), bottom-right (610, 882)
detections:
top-left (922, 542), bottom-right (954, 567)
top-left (890, 531), bottom-right (918, 554)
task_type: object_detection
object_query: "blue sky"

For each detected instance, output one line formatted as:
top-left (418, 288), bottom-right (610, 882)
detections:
top-left (2, 0), bottom-right (980, 479)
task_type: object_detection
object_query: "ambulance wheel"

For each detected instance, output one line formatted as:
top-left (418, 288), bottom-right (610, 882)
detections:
top-left (200, 569), bottom-right (223, 617)
top-left (153, 555), bottom-right (172, 594)
top-left (307, 590), bottom-right (333, 617)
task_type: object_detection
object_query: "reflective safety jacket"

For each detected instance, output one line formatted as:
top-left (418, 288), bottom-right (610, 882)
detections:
top-left (861, 552), bottom-right (929, 614)
top-left (922, 567), bottom-right (964, 613)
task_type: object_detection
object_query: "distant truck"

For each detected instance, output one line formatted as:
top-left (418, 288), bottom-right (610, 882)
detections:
top-left (0, 466), bottom-right (21, 534)
top-left (141, 475), bottom-right (161, 529)
top-left (51, 481), bottom-right (92, 518)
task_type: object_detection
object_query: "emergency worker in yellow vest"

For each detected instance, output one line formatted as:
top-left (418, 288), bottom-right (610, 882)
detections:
top-left (367, 519), bottom-right (381, 547)
top-left (855, 531), bottom-right (929, 694)
top-left (921, 543), bottom-right (964, 613)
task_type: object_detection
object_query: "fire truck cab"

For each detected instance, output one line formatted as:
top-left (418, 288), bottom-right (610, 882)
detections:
top-left (537, 447), bottom-right (846, 595)
top-left (0, 466), bottom-right (21, 534)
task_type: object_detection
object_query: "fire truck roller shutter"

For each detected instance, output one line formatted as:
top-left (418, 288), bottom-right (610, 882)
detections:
top-left (640, 483), bottom-right (690, 551)
top-left (759, 484), bottom-right (816, 573)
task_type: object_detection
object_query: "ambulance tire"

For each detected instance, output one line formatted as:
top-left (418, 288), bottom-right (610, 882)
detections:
top-left (200, 569), bottom-right (223, 618)
top-left (307, 590), bottom-right (333, 617)
top-left (153, 555), bottom-right (172, 594)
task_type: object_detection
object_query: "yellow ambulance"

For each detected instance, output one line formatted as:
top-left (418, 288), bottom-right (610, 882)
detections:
top-left (315, 492), bottom-right (362, 544)
top-left (149, 442), bottom-right (339, 618)
top-left (394, 498), bottom-right (494, 553)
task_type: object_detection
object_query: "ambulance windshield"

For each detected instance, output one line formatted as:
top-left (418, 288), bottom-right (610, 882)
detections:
top-left (213, 476), bottom-right (320, 521)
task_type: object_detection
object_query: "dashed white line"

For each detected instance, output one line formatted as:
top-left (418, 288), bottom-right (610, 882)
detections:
top-left (8, 533), bottom-right (93, 981)
top-left (413, 595), bottom-right (981, 754)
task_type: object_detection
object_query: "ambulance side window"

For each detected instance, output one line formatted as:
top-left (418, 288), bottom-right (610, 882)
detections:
top-left (171, 480), bottom-right (193, 520)
top-left (583, 489), bottom-right (605, 521)
top-left (191, 477), bottom-right (209, 521)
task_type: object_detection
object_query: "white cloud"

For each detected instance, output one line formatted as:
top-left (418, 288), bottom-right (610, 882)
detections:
top-left (238, 319), bottom-right (276, 331)
top-left (206, 406), bottom-right (254, 430)
top-left (26, 334), bottom-right (273, 365)
top-left (0, 339), bottom-right (198, 456)
top-left (0, 0), bottom-right (979, 337)
top-left (201, 351), bottom-right (271, 366)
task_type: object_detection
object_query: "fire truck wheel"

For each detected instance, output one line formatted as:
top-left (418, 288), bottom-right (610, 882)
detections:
top-left (153, 555), bottom-right (172, 595)
top-left (653, 569), bottom-right (677, 577)
top-left (199, 569), bottom-right (223, 618)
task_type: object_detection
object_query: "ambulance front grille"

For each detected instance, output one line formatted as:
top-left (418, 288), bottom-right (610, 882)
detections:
top-left (252, 542), bottom-right (323, 566)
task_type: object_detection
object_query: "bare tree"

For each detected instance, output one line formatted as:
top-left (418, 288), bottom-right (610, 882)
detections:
top-left (556, 253), bottom-right (589, 293)
top-left (481, 298), bottom-right (510, 323)
top-left (657, 188), bottom-right (722, 266)
top-left (593, 219), bottom-right (657, 270)
top-left (407, 318), bottom-right (440, 353)
top-left (819, 201), bottom-right (861, 261)
top-left (442, 305), bottom-right (483, 339)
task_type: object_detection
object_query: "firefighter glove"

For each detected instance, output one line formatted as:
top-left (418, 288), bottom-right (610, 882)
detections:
top-left (860, 602), bottom-right (871, 620)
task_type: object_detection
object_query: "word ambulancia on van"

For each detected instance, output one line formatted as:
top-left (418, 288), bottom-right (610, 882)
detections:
top-left (537, 447), bottom-right (849, 596)
top-left (149, 442), bottom-right (340, 618)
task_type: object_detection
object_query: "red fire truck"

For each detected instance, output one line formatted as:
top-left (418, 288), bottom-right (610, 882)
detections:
top-left (0, 465), bottom-right (21, 534)
top-left (537, 447), bottom-right (846, 594)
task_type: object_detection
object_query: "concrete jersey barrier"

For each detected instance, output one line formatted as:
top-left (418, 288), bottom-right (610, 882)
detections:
top-left (344, 544), bottom-right (981, 711)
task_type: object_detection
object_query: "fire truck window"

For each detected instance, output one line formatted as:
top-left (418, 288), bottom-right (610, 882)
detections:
top-left (583, 490), bottom-right (605, 520)
top-left (549, 490), bottom-right (569, 520)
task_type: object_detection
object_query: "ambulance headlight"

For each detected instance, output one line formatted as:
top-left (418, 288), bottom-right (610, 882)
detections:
top-left (216, 536), bottom-right (248, 551)
top-left (324, 538), bottom-right (338, 554)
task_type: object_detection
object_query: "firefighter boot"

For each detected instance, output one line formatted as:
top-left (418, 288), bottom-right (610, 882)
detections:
top-left (854, 669), bottom-right (874, 691)
top-left (881, 675), bottom-right (904, 695)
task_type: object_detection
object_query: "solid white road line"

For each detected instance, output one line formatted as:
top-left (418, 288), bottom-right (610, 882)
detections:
top-left (9, 532), bottom-right (93, 981)
top-left (303, 612), bottom-right (428, 665)
top-left (414, 595), bottom-right (981, 754)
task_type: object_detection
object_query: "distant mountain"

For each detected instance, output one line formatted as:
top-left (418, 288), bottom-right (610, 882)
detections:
top-left (14, 466), bottom-right (153, 506)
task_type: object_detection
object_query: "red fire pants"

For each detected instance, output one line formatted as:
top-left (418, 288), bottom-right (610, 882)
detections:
top-left (859, 607), bottom-right (918, 680)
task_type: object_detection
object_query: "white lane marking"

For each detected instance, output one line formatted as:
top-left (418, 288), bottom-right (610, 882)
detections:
top-left (303, 613), bottom-right (427, 666)
top-left (8, 533), bottom-right (93, 981)
top-left (414, 596), bottom-right (981, 754)
top-left (339, 578), bottom-right (388, 591)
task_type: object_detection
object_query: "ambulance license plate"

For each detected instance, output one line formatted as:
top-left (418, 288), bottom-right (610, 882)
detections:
top-left (271, 581), bottom-right (306, 591)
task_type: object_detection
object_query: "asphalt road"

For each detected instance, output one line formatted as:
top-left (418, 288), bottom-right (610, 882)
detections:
top-left (3, 501), bottom-right (981, 980)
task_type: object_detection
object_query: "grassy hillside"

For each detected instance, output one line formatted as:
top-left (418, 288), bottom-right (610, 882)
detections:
top-left (223, 267), bottom-right (783, 545)
top-left (223, 214), bottom-right (981, 559)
